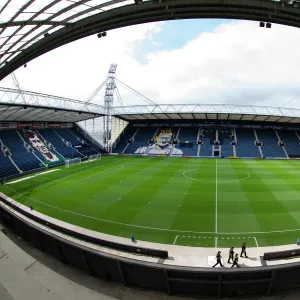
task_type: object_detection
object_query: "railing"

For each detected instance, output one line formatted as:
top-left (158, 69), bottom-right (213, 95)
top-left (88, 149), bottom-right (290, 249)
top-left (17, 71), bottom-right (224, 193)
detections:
top-left (0, 194), bottom-right (168, 259)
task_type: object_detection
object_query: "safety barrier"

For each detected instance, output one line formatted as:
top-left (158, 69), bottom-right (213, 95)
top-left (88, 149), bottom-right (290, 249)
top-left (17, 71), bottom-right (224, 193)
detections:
top-left (0, 194), bottom-right (168, 259)
top-left (1, 195), bottom-right (300, 298)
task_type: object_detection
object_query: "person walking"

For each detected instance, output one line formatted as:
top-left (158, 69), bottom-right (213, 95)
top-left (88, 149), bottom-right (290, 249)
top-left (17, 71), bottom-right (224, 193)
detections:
top-left (231, 254), bottom-right (240, 268)
top-left (228, 247), bottom-right (234, 263)
top-left (240, 241), bottom-right (248, 258)
top-left (213, 251), bottom-right (223, 268)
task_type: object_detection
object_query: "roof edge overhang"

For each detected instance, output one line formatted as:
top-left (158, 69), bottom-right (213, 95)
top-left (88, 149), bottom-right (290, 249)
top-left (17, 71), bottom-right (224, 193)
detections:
top-left (0, 87), bottom-right (105, 116)
top-left (2, 0), bottom-right (300, 79)
top-left (111, 104), bottom-right (300, 124)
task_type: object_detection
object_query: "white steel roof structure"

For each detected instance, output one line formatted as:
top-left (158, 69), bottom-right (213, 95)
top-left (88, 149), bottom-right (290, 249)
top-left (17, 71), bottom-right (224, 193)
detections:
top-left (1, 0), bottom-right (300, 80)
top-left (0, 87), bottom-right (105, 122)
top-left (111, 104), bottom-right (300, 124)
top-left (0, 87), bottom-right (300, 124)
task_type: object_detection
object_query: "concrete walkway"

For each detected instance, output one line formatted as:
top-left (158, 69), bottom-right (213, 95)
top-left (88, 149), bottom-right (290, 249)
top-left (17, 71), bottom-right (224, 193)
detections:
top-left (0, 230), bottom-right (116, 300)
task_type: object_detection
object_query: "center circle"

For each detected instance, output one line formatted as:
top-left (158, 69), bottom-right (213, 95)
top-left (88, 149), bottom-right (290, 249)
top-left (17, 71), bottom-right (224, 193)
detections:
top-left (183, 168), bottom-right (250, 183)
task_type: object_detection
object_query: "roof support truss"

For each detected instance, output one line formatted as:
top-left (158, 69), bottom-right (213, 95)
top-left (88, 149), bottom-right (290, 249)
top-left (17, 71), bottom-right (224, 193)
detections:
top-left (1, 0), bottom-right (300, 79)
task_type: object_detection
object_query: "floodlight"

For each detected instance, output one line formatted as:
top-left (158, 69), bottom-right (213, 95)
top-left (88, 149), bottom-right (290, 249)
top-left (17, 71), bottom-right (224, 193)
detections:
top-left (259, 22), bottom-right (265, 27)
top-left (97, 33), bottom-right (102, 38)
top-left (266, 22), bottom-right (272, 28)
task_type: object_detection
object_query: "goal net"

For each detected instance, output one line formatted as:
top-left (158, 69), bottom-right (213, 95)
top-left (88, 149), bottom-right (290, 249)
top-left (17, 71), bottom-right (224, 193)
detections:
top-left (88, 153), bottom-right (101, 162)
top-left (65, 157), bottom-right (81, 168)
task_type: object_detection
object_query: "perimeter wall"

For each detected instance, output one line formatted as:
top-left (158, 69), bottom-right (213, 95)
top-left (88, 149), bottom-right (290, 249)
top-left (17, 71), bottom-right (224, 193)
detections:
top-left (1, 195), bottom-right (300, 298)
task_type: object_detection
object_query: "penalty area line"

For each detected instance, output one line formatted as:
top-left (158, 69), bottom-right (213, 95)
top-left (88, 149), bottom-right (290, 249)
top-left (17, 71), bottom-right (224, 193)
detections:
top-left (69, 160), bottom-right (133, 183)
top-left (173, 235), bottom-right (179, 245)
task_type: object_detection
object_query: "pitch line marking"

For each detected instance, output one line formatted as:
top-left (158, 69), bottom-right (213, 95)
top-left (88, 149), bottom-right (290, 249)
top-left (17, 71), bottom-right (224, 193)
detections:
top-left (173, 235), bottom-right (179, 245)
top-left (182, 168), bottom-right (250, 183)
top-left (175, 236), bottom-right (258, 248)
top-left (11, 158), bottom-right (135, 185)
top-left (70, 161), bottom-right (133, 184)
top-left (4, 186), bottom-right (300, 236)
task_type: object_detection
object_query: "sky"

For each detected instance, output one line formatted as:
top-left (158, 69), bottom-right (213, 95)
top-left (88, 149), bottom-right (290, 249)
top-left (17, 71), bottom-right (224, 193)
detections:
top-left (1, 18), bottom-right (300, 109)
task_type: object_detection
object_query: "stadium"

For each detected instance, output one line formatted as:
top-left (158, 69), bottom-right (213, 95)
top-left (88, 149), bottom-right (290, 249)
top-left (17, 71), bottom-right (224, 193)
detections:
top-left (1, 1), bottom-right (300, 299)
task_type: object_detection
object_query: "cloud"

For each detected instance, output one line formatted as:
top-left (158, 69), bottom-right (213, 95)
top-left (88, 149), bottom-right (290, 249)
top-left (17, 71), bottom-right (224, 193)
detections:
top-left (2, 20), bottom-right (300, 110)
top-left (0, 22), bottom-right (164, 102)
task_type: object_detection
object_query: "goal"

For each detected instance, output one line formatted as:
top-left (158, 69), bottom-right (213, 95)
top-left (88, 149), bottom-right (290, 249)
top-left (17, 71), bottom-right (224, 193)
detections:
top-left (88, 153), bottom-right (101, 162)
top-left (65, 157), bottom-right (81, 168)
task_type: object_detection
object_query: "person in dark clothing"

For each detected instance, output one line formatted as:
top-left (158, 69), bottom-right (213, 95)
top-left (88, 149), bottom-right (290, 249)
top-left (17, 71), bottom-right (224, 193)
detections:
top-left (231, 254), bottom-right (240, 268)
top-left (240, 241), bottom-right (248, 258)
top-left (213, 251), bottom-right (223, 268)
top-left (228, 247), bottom-right (234, 263)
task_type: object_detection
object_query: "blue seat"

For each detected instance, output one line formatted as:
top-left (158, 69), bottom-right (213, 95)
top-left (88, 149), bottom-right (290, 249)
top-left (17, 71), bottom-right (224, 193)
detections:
top-left (55, 129), bottom-right (99, 156)
top-left (236, 129), bottom-right (260, 158)
top-left (219, 130), bottom-right (233, 157)
top-left (0, 130), bottom-right (41, 172)
top-left (257, 129), bottom-right (285, 158)
top-left (114, 126), bottom-right (137, 153)
top-left (38, 129), bottom-right (81, 159)
top-left (279, 130), bottom-right (300, 157)
top-left (178, 128), bottom-right (198, 156)
top-left (200, 130), bottom-right (213, 157)
top-left (0, 153), bottom-right (18, 178)
top-left (124, 127), bottom-right (158, 154)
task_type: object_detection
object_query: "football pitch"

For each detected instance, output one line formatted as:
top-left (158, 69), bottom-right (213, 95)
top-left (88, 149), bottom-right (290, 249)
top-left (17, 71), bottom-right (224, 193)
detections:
top-left (1, 156), bottom-right (300, 248)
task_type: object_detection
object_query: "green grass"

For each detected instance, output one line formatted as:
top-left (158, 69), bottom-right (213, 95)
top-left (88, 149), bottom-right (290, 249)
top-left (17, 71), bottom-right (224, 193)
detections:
top-left (1, 156), bottom-right (300, 248)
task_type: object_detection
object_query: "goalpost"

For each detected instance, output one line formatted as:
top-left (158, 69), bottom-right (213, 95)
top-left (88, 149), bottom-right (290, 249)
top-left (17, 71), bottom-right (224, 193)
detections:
top-left (88, 153), bottom-right (101, 162)
top-left (65, 157), bottom-right (81, 168)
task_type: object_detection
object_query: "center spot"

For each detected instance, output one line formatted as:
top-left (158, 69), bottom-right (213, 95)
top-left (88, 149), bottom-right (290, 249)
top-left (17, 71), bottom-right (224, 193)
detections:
top-left (183, 168), bottom-right (250, 183)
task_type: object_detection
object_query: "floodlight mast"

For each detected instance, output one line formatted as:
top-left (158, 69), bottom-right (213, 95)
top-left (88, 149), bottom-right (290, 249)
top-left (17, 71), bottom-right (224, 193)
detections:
top-left (104, 64), bottom-right (117, 153)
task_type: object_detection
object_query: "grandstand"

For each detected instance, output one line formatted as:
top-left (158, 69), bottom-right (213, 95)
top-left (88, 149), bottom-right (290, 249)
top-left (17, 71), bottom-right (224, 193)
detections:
top-left (0, 127), bottom-right (104, 178)
top-left (111, 125), bottom-right (299, 159)
top-left (0, 90), bottom-right (105, 180)
top-left (1, 101), bottom-right (300, 180)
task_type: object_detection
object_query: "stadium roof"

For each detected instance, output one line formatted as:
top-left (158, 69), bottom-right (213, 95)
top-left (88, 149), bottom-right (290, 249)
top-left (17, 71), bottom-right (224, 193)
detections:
top-left (1, 0), bottom-right (300, 80)
top-left (111, 104), bottom-right (300, 124)
top-left (1, 87), bottom-right (300, 124)
top-left (0, 87), bottom-right (105, 122)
